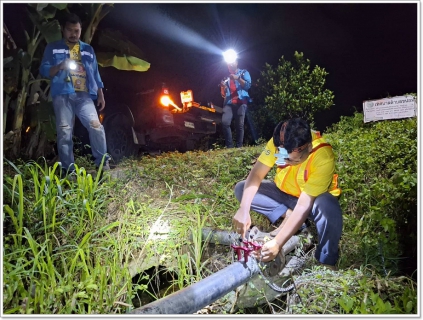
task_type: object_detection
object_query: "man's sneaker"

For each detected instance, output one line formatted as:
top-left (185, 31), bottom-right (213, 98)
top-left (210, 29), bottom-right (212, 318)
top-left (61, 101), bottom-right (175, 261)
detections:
top-left (62, 170), bottom-right (77, 182)
top-left (97, 161), bottom-right (111, 172)
top-left (103, 161), bottom-right (111, 171)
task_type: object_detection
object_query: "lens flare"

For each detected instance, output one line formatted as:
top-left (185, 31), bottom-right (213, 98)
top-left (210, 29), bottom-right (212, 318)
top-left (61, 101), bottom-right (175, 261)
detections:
top-left (68, 61), bottom-right (77, 70)
top-left (223, 49), bottom-right (237, 64)
top-left (160, 95), bottom-right (171, 107)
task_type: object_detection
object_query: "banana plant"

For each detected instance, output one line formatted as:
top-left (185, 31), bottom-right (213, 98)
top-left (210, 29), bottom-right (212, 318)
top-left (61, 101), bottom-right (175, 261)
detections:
top-left (7, 24), bottom-right (45, 157)
top-left (4, 2), bottom-right (150, 159)
top-left (96, 28), bottom-right (150, 71)
top-left (3, 23), bottom-right (18, 135)
top-left (81, 4), bottom-right (150, 71)
top-left (82, 3), bottom-right (114, 44)
top-left (3, 4), bottom-right (66, 157)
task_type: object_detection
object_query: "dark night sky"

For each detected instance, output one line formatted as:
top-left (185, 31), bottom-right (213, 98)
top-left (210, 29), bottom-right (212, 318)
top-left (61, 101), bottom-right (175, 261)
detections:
top-left (3, 2), bottom-right (418, 131)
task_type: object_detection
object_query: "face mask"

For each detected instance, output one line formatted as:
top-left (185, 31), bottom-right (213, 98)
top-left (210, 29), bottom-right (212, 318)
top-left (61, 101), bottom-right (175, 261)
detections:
top-left (274, 147), bottom-right (289, 166)
top-left (228, 64), bottom-right (237, 74)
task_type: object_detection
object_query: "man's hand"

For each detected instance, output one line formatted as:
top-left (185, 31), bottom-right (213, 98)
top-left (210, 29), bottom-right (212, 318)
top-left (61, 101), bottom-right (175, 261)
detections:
top-left (233, 161), bottom-right (272, 239)
top-left (259, 238), bottom-right (282, 262)
top-left (97, 89), bottom-right (106, 111)
top-left (229, 74), bottom-right (239, 80)
top-left (97, 95), bottom-right (105, 112)
top-left (59, 58), bottom-right (72, 70)
top-left (232, 208), bottom-right (251, 239)
top-left (50, 58), bottom-right (71, 78)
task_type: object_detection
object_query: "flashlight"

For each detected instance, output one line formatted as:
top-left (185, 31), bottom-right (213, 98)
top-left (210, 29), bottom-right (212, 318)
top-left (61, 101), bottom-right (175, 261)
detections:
top-left (223, 49), bottom-right (237, 64)
top-left (68, 60), bottom-right (77, 70)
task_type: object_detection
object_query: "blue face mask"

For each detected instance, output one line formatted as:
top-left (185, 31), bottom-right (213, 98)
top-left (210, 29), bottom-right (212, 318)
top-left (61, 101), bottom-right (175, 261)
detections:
top-left (274, 147), bottom-right (289, 166)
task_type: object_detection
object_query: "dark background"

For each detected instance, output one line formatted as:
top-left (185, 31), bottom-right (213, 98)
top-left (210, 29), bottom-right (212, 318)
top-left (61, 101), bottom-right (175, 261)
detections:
top-left (3, 2), bottom-right (418, 132)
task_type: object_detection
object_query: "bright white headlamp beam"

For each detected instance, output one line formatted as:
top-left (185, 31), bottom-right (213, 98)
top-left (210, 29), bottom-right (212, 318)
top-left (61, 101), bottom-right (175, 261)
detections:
top-left (223, 49), bottom-right (237, 64)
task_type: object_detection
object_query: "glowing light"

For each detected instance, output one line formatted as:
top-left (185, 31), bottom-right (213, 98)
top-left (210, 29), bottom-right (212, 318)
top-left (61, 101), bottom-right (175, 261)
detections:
top-left (160, 95), bottom-right (171, 107)
top-left (160, 95), bottom-right (182, 111)
top-left (223, 49), bottom-right (237, 64)
top-left (26, 126), bottom-right (30, 133)
top-left (68, 60), bottom-right (77, 70)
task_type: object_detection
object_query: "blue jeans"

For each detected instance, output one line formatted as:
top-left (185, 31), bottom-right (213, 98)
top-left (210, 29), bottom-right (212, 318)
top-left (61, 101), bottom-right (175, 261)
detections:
top-left (222, 103), bottom-right (247, 148)
top-left (234, 179), bottom-right (343, 265)
top-left (53, 92), bottom-right (109, 172)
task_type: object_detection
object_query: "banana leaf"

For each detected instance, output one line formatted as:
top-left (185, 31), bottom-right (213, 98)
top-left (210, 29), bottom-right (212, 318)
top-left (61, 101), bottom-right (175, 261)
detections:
top-left (97, 28), bottom-right (145, 60)
top-left (38, 20), bottom-right (62, 43)
top-left (27, 100), bottom-right (56, 140)
top-left (28, 3), bottom-right (57, 20)
top-left (50, 3), bottom-right (68, 10)
top-left (96, 52), bottom-right (150, 72)
top-left (27, 11), bottom-right (62, 44)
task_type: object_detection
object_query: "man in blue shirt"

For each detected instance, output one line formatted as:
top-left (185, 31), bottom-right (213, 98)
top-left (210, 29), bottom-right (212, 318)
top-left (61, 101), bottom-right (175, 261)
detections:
top-left (40, 13), bottom-right (109, 176)
top-left (219, 59), bottom-right (252, 148)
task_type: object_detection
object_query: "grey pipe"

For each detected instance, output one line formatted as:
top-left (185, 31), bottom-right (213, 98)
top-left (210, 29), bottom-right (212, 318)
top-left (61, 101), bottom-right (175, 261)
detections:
top-left (131, 228), bottom-right (301, 314)
top-left (129, 258), bottom-right (260, 314)
top-left (201, 227), bottom-right (300, 258)
top-left (201, 227), bottom-right (233, 245)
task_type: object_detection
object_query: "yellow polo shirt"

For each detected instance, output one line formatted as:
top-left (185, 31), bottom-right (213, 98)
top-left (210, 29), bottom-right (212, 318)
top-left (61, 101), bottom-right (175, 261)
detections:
top-left (257, 131), bottom-right (340, 197)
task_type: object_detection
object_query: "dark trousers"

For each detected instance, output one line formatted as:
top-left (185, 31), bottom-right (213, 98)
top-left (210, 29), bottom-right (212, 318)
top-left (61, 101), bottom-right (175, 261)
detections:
top-left (234, 179), bottom-right (343, 265)
top-left (222, 103), bottom-right (247, 148)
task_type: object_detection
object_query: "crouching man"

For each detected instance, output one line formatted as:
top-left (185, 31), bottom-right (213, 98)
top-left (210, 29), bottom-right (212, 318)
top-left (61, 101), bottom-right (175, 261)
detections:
top-left (232, 118), bottom-right (343, 269)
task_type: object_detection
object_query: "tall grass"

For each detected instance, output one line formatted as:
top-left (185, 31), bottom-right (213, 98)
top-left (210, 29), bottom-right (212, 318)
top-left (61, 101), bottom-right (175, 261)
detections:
top-left (3, 159), bottom-right (133, 314)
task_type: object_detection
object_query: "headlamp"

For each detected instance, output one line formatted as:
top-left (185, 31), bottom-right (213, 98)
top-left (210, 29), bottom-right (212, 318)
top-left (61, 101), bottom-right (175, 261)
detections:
top-left (223, 49), bottom-right (237, 64)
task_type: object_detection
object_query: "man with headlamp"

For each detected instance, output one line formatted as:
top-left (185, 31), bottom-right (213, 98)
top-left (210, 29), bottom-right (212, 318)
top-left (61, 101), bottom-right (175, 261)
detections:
top-left (232, 118), bottom-right (343, 270)
top-left (219, 49), bottom-right (252, 148)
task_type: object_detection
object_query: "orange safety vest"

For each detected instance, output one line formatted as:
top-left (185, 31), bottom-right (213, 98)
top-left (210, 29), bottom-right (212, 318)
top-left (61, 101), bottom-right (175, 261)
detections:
top-left (275, 132), bottom-right (341, 198)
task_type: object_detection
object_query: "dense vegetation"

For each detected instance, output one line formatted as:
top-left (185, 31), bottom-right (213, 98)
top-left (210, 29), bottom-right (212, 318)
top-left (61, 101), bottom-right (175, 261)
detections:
top-left (3, 112), bottom-right (417, 314)
top-left (249, 51), bottom-right (335, 139)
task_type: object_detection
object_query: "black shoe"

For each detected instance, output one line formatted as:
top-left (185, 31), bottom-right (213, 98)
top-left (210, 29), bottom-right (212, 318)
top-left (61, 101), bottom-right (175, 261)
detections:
top-left (96, 160), bottom-right (111, 172)
top-left (61, 169), bottom-right (77, 182)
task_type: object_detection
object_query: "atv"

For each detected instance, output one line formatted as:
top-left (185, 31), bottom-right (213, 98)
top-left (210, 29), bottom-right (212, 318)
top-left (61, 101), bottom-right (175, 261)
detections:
top-left (98, 83), bottom-right (222, 162)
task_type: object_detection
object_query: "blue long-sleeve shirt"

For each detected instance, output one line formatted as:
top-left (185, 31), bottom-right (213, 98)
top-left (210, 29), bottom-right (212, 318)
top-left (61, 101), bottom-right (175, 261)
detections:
top-left (222, 68), bottom-right (252, 105)
top-left (39, 39), bottom-right (104, 100)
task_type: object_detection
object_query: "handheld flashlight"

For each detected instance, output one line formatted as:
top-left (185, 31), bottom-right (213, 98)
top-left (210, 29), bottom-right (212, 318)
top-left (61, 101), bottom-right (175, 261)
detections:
top-left (68, 60), bottom-right (77, 70)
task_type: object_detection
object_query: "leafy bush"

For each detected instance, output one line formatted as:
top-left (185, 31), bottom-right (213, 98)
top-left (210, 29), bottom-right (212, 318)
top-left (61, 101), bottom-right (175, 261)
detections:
top-left (324, 112), bottom-right (417, 275)
top-left (2, 161), bottom-right (134, 314)
top-left (250, 51), bottom-right (335, 139)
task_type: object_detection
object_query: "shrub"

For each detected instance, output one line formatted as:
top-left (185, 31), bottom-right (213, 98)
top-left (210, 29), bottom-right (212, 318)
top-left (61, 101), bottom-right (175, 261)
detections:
top-left (250, 51), bottom-right (335, 139)
top-left (324, 112), bottom-right (417, 275)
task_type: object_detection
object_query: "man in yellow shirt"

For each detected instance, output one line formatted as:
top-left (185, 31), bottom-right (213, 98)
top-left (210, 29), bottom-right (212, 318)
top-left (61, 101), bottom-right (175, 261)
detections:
top-left (40, 13), bottom-right (109, 177)
top-left (232, 118), bottom-right (342, 269)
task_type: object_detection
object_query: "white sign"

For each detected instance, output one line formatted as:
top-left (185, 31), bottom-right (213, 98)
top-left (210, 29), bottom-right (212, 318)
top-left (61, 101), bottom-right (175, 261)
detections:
top-left (363, 95), bottom-right (417, 123)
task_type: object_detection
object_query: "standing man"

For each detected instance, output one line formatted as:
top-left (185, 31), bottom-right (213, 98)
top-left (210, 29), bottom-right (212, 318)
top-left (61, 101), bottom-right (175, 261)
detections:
top-left (232, 118), bottom-right (343, 269)
top-left (40, 13), bottom-right (109, 176)
top-left (219, 53), bottom-right (252, 148)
